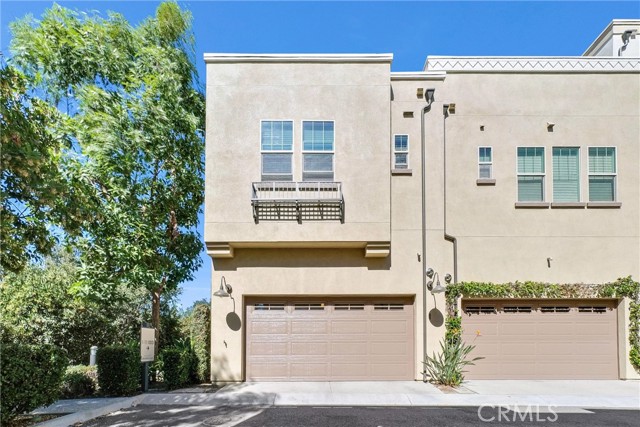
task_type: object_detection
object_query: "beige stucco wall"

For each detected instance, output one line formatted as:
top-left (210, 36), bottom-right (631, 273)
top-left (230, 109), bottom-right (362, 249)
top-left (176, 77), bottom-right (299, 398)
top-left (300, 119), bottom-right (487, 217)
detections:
top-left (204, 61), bottom-right (391, 246)
top-left (205, 56), bottom-right (639, 382)
top-left (427, 72), bottom-right (640, 284)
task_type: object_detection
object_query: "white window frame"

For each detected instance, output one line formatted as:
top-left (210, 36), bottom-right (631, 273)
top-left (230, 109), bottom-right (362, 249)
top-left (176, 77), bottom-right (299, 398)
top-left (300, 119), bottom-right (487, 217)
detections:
top-left (302, 120), bottom-right (335, 182)
top-left (478, 146), bottom-right (493, 179)
top-left (588, 146), bottom-right (617, 202)
top-left (260, 120), bottom-right (294, 182)
top-left (393, 134), bottom-right (410, 169)
top-left (516, 146), bottom-right (546, 202)
top-left (552, 146), bottom-right (581, 203)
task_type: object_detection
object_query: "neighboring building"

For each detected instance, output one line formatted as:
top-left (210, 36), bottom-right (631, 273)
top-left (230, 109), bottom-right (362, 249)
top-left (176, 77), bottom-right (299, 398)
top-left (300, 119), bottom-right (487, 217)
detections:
top-left (204, 20), bottom-right (640, 382)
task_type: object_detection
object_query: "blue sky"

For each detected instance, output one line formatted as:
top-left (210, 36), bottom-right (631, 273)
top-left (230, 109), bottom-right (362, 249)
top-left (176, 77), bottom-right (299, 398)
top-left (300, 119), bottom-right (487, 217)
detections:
top-left (2, 1), bottom-right (638, 309)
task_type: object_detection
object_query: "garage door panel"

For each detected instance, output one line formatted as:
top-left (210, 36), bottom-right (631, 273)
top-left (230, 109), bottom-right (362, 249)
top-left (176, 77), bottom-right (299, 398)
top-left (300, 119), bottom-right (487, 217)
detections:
top-left (462, 299), bottom-right (618, 380)
top-left (290, 341), bottom-right (328, 356)
top-left (250, 341), bottom-right (289, 356)
top-left (246, 297), bottom-right (414, 381)
top-left (371, 319), bottom-right (409, 334)
top-left (291, 321), bottom-right (328, 334)
top-left (331, 320), bottom-right (368, 334)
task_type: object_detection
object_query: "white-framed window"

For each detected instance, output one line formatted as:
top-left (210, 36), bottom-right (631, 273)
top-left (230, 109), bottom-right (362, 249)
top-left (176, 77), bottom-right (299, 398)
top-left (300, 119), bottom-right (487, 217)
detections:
top-left (552, 147), bottom-right (580, 202)
top-left (588, 147), bottom-right (617, 202)
top-left (302, 121), bottom-right (334, 181)
top-left (261, 120), bottom-right (293, 181)
top-left (393, 135), bottom-right (409, 169)
top-left (517, 147), bottom-right (545, 202)
top-left (478, 147), bottom-right (492, 178)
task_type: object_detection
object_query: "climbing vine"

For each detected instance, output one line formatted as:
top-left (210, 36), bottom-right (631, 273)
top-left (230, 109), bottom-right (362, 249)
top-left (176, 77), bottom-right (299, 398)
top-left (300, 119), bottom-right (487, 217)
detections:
top-left (445, 276), bottom-right (640, 373)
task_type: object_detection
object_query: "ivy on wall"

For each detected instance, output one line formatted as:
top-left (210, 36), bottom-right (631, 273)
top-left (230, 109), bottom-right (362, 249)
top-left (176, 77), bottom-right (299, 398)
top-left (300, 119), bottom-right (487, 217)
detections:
top-left (444, 276), bottom-right (640, 373)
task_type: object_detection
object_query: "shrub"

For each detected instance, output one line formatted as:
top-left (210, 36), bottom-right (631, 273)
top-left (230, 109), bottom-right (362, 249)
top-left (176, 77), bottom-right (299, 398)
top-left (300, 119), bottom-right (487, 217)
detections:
top-left (0, 343), bottom-right (68, 424)
top-left (96, 345), bottom-right (139, 396)
top-left (161, 348), bottom-right (192, 390)
top-left (60, 365), bottom-right (98, 398)
top-left (422, 338), bottom-right (483, 387)
top-left (184, 303), bottom-right (211, 383)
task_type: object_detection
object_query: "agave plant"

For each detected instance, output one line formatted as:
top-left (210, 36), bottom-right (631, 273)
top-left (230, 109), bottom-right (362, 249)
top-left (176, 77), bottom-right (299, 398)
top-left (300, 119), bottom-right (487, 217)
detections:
top-left (422, 338), bottom-right (483, 387)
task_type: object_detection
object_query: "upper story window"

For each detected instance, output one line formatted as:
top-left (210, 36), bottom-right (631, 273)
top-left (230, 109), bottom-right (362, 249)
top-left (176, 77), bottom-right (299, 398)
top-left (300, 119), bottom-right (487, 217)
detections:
top-left (478, 147), bottom-right (492, 178)
top-left (588, 147), bottom-right (617, 202)
top-left (517, 147), bottom-right (545, 202)
top-left (302, 121), bottom-right (334, 181)
top-left (394, 135), bottom-right (409, 169)
top-left (552, 147), bottom-right (580, 202)
top-left (261, 121), bottom-right (293, 181)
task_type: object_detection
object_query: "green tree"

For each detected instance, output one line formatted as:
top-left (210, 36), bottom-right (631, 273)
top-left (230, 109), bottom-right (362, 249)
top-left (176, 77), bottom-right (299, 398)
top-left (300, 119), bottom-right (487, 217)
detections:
top-left (0, 63), bottom-right (70, 272)
top-left (0, 249), bottom-right (147, 364)
top-left (9, 1), bottom-right (205, 351)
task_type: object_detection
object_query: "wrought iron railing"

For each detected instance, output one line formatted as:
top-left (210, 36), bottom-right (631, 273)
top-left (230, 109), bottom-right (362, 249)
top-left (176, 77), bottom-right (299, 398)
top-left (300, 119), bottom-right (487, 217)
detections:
top-left (251, 182), bottom-right (344, 223)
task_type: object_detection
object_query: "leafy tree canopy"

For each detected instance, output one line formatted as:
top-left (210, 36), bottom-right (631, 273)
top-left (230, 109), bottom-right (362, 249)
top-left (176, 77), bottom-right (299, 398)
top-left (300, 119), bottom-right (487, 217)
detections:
top-left (8, 1), bottom-right (205, 339)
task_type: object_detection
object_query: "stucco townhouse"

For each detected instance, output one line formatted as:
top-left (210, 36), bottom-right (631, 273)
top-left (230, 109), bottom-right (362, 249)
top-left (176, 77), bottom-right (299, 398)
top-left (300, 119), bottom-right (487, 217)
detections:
top-left (204, 20), bottom-right (640, 383)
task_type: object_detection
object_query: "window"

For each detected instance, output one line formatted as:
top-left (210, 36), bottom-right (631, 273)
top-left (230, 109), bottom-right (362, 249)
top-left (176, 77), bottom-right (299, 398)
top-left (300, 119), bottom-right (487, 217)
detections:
top-left (553, 147), bottom-right (580, 202)
top-left (394, 135), bottom-right (409, 169)
top-left (517, 147), bottom-right (545, 202)
top-left (261, 121), bottom-right (293, 181)
top-left (589, 147), bottom-right (616, 202)
top-left (478, 147), bottom-right (492, 178)
top-left (302, 121), bottom-right (334, 181)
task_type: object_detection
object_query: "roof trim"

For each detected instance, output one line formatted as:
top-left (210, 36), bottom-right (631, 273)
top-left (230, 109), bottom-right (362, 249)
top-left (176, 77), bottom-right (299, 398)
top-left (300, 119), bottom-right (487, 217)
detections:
top-left (204, 53), bottom-right (393, 64)
top-left (583, 19), bottom-right (640, 56)
top-left (390, 71), bottom-right (446, 81)
top-left (425, 56), bottom-right (640, 73)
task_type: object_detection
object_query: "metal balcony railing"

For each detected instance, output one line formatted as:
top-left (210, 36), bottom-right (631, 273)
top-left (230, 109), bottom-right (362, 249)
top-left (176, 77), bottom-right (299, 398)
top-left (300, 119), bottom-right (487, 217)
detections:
top-left (251, 182), bottom-right (344, 224)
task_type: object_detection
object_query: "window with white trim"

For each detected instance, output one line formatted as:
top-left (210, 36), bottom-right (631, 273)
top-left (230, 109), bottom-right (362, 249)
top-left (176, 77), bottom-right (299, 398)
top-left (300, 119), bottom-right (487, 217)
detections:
top-left (478, 147), bottom-right (492, 178)
top-left (261, 121), bottom-right (293, 181)
top-left (302, 121), bottom-right (334, 181)
top-left (394, 135), bottom-right (409, 169)
top-left (553, 147), bottom-right (580, 202)
top-left (517, 147), bottom-right (545, 202)
top-left (588, 147), bottom-right (617, 202)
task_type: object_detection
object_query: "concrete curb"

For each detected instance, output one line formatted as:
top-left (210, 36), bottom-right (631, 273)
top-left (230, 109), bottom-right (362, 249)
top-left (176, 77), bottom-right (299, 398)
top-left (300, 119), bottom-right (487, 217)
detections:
top-left (34, 395), bottom-right (145, 427)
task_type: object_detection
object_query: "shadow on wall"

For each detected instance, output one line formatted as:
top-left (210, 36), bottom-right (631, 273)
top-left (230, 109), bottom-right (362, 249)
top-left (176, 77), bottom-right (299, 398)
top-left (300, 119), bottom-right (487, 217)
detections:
top-left (213, 248), bottom-right (391, 271)
top-left (211, 353), bottom-right (234, 385)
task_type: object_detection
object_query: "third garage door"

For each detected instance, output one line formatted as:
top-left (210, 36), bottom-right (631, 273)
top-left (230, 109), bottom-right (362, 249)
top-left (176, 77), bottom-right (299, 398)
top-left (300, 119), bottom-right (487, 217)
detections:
top-left (245, 297), bottom-right (414, 381)
top-left (461, 299), bottom-right (618, 379)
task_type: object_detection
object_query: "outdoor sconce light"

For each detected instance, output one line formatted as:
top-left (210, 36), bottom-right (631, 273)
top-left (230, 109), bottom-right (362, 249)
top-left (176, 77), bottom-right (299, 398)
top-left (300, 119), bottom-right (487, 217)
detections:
top-left (214, 276), bottom-right (232, 298)
top-left (426, 268), bottom-right (451, 294)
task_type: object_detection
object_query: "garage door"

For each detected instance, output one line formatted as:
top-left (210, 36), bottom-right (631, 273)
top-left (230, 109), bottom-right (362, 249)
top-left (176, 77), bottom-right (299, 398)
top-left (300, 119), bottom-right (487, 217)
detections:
top-left (461, 299), bottom-right (618, 379)
top-left (245, 297), bottom-right (414, 381)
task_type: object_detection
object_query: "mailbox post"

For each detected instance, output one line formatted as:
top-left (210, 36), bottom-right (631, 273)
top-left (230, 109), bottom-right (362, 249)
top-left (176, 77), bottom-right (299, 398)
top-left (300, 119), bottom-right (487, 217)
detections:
top-left (140, 324), bottom-right (156, 392)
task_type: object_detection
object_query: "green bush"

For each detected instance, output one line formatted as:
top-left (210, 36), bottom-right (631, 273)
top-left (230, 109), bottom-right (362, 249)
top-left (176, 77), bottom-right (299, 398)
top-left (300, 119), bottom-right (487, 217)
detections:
top-left (181, 302), bottom-right (210, 383)
top-left (60, 365), bottom-right (98, 398)
top-left (422, 338), bottom-right (483, 387)
top-left (96, 346), bottom-right (139, 396)
top-left (0, 343), bottom-right (68, 424)
top-left (161, 348), bottom-right (192, 390)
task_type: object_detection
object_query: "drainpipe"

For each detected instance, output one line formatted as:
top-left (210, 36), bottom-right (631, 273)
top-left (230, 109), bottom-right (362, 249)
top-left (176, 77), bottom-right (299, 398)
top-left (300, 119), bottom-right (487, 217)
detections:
top-left (442, 105), bottom-right (458, 284)
top-left (421, 89), bottom-right (435, 381)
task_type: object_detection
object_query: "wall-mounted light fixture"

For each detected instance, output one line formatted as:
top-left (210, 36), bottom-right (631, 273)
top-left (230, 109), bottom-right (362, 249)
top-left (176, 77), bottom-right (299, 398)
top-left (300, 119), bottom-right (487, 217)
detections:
top-left (214, 276), bottom-right (233, 298)
top-left (426, 268), bottom-right (450, 294)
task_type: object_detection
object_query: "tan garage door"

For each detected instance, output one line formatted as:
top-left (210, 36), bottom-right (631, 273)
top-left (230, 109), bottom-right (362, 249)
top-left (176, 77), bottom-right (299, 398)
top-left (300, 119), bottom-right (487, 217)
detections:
top-left (461, 299), bottom-right (618, 379)
top-left (245, 297), bottom-right (414, 381)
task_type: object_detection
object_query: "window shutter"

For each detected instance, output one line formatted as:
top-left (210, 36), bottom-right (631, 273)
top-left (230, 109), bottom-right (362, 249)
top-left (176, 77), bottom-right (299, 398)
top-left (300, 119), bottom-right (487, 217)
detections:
top-left (553, 147), bottom-right (579, 202)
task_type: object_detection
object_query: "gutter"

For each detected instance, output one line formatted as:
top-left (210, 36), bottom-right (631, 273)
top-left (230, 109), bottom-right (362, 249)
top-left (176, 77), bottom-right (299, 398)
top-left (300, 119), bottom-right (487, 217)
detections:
top-left (442, 105), bottom-right (458, 284)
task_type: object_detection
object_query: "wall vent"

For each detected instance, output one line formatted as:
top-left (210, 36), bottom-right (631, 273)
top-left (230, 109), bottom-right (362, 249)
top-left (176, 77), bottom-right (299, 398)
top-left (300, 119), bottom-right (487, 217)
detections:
top-left (403, 111), bottom-right (414, 118)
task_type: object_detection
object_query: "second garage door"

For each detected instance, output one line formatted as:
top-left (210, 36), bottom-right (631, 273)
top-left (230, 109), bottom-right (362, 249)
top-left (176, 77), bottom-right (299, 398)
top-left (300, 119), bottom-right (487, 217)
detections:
top-left (461, 299), bottom-right (618, 379)
top-left (245, 297), bottom-right (414, 381)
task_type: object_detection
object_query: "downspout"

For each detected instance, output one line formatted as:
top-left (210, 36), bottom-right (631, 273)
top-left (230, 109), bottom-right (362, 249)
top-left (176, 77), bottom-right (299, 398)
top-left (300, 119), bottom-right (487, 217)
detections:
top-left (421, 89), bottom-right (435, 381)
top-left (442, 105), bottom-right (458, 284)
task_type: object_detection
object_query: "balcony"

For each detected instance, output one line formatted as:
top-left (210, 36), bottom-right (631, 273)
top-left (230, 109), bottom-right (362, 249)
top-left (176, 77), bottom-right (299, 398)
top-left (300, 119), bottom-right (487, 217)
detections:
top-left (251, 182), bottom-right (345, 224)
